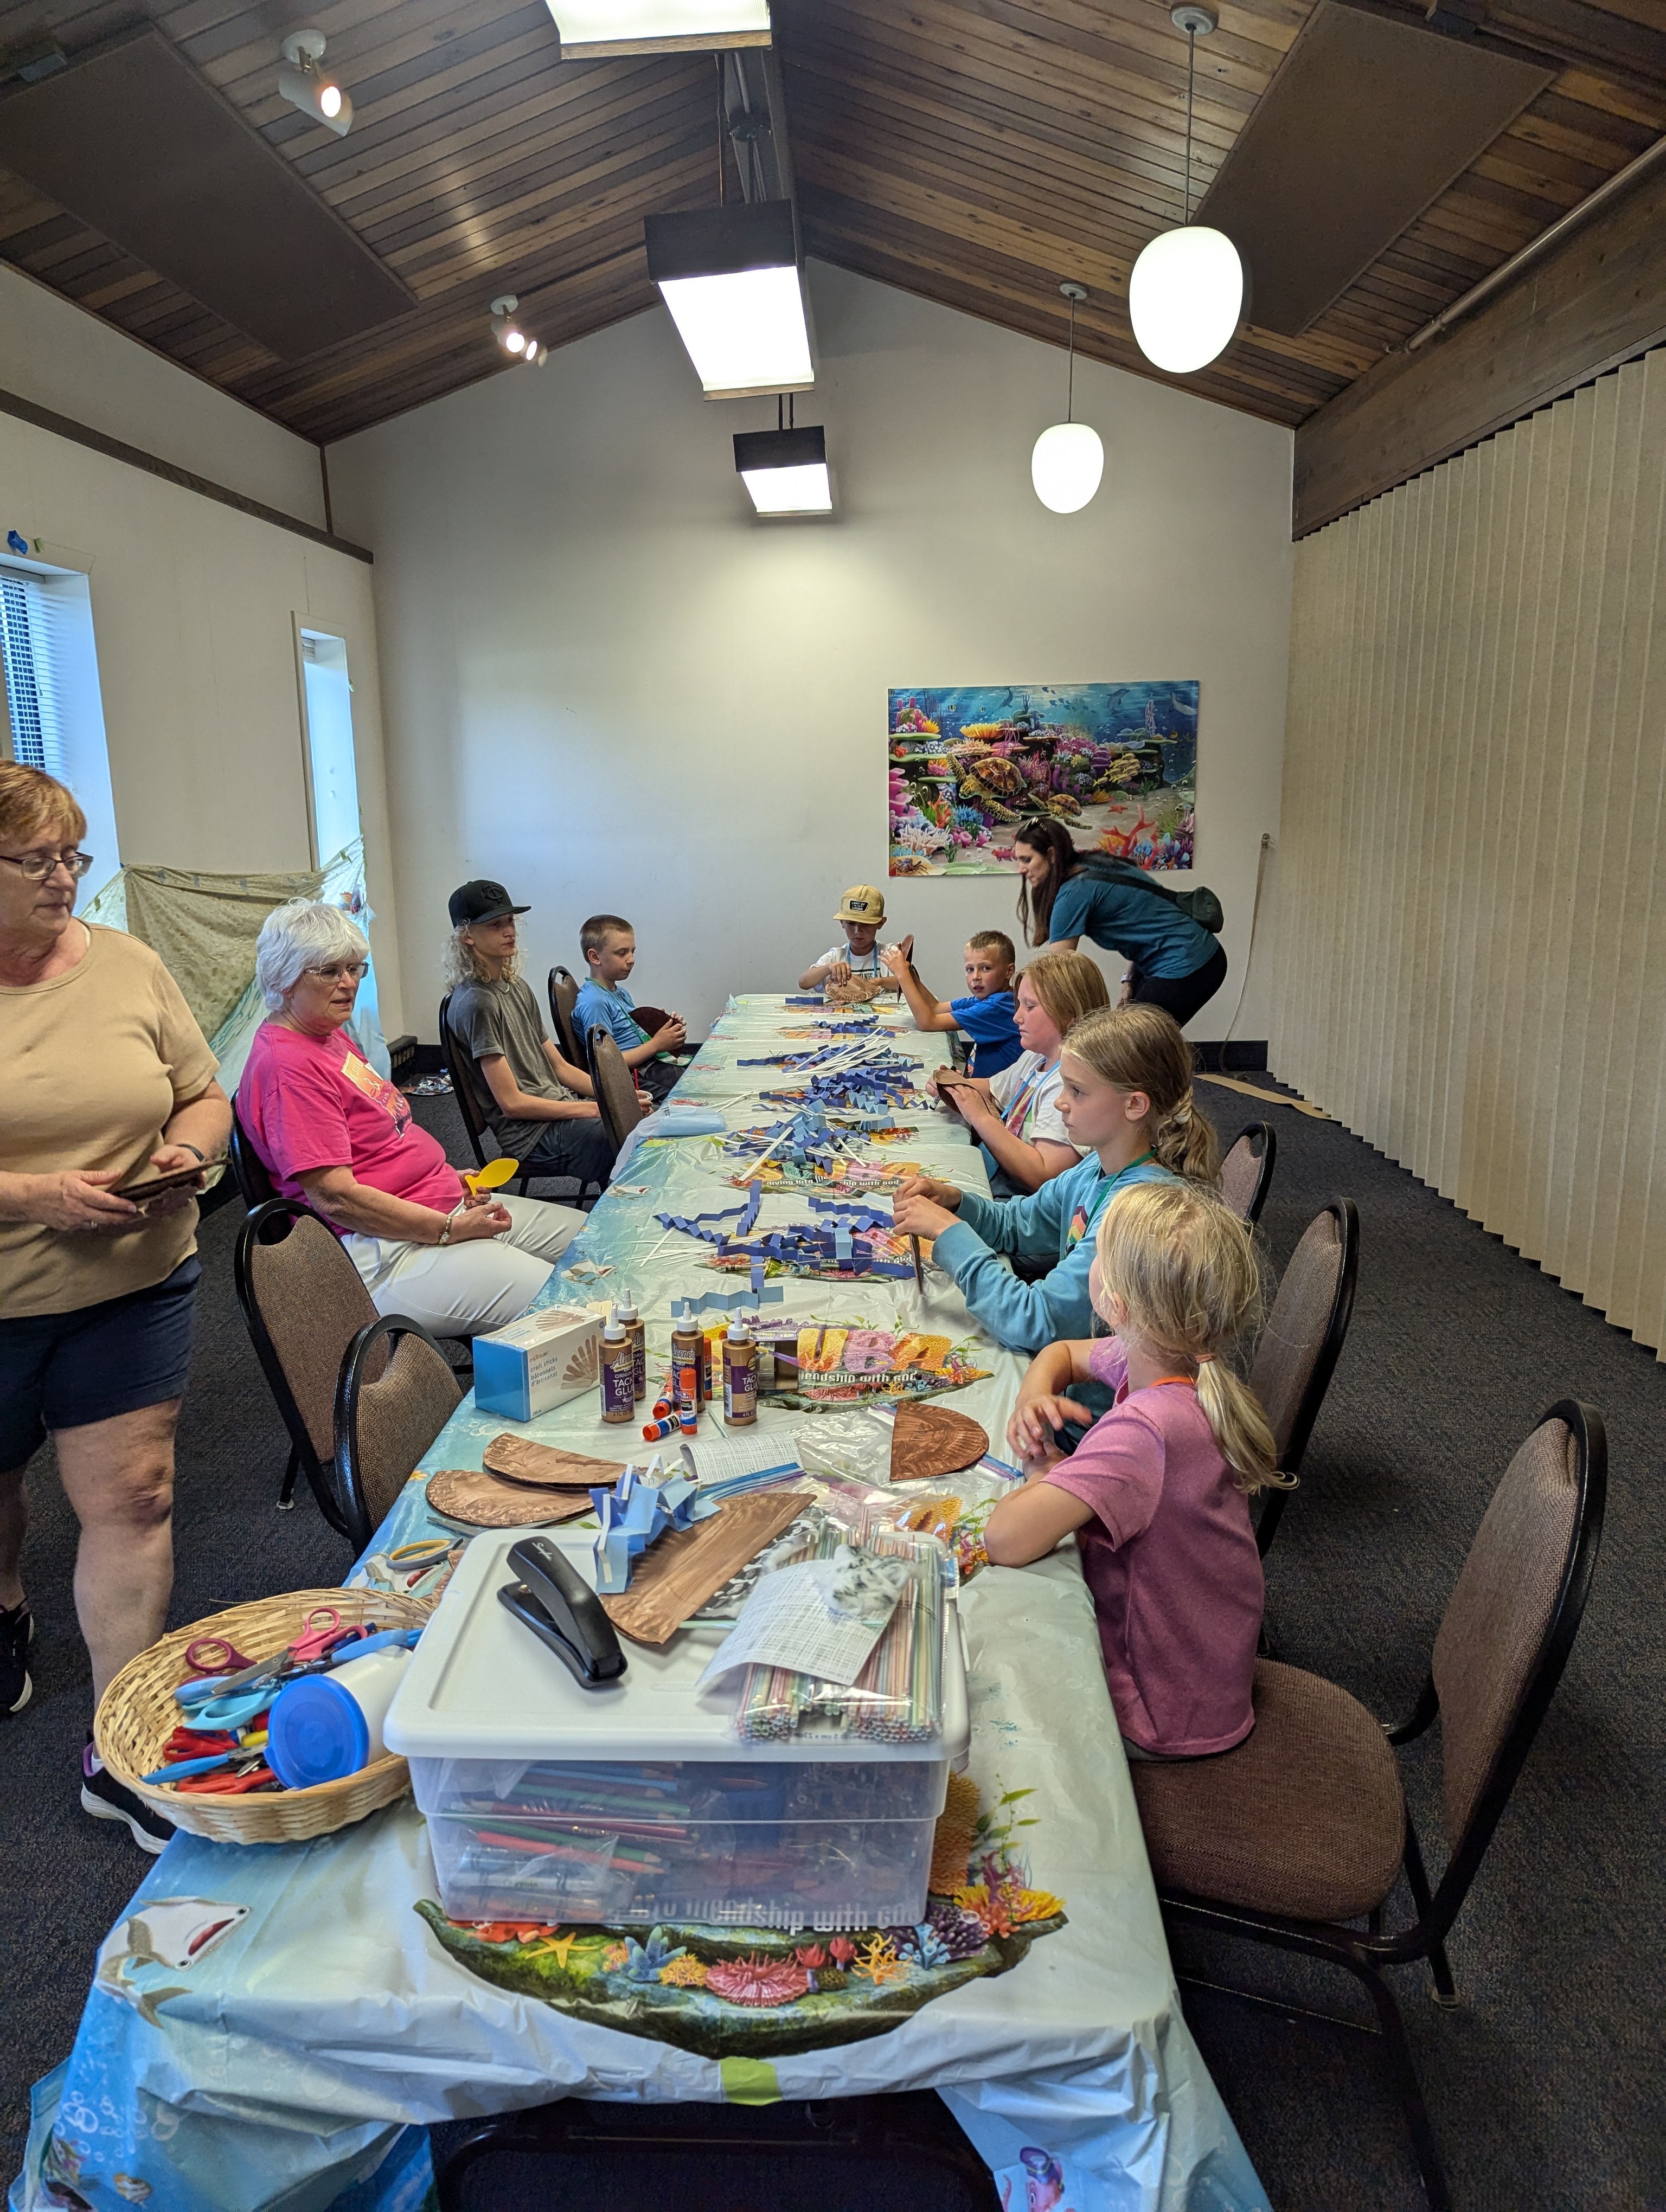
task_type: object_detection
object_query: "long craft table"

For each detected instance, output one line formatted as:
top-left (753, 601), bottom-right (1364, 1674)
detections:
top-left (11, 998), bottom-right (1269, 2212)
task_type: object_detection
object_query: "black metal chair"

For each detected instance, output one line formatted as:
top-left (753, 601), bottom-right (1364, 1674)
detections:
top-left (548, 964), bottom-right (584, 1066)
top-left (228, 1099), bottom-right (277, 1210)
top-left (1220, 1120), bottom-right (1276, 1225)
top-left (233, 1198), bottom-right (375, 1532)
top-left (585, 1023), bottom-right (645, 1155)
top-left (1133, 1401), bottom-right (1606, 2212)
top-left (1250, 1197), bottom-right (1360, 1559)
top-left (435, 2089), bottom-right (1001, 2210)
top-left (334, 1313), bottom-right (462, 1553)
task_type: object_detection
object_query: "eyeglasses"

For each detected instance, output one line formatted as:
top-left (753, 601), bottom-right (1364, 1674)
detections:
top-left (0, 850), bottom-right (95, 882)
top-left (302, 960), bottom-right (369, 983)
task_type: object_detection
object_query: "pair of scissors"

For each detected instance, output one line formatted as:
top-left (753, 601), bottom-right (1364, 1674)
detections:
top-left (183, 1632), bottom-right (259, 1677)
top-left (175, 1758), bottom-right (276, 1796)
top-left (190, 1684), bottom-right (278, 1732)
top-left (288, 1606), bottom-right (349, 1663)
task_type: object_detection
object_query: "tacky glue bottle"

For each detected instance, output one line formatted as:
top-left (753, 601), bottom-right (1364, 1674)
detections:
top-left (617, 1293), bottom-right (647, 1405)
top-left (723, 1317), bottom-right (758, 1426)
top-left (599, 1304), bottom-right (635, 1425)
top-left (670, 1300), bottom-right (702, 1430)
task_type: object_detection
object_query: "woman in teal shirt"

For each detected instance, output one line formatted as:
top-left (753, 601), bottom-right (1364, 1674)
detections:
top-left (1013, 816), bottom-right (1227, 1027)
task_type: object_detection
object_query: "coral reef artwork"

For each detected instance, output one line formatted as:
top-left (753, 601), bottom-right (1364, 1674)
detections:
top-left (888, 682), bottom-right (1199, 878)
top-left (416, 1783), bottom-right (1065, 2059)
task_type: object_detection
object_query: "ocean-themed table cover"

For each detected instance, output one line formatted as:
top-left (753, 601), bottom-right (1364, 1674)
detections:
top-left (12, 999), bottom-right (1268, 2212)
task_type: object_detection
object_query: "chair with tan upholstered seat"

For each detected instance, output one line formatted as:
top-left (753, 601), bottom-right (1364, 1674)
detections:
top-left (1132, 1400), bottom-right (1606, 2212)
top-left (585, 1025), bottom-right (644, 1156)
top-left (1247, 1198), bottom-right (1359, 1558)
top-left (334, 1314), bottom-right (463, 1551)
top-left (1220, 1121), bottom-right (1276, 1225)
top-left (234, 1198), bottom-right (380, 1533)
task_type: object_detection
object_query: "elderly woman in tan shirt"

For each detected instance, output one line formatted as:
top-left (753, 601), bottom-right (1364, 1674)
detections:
top-left (0, 764), bottom-right (229, 1853)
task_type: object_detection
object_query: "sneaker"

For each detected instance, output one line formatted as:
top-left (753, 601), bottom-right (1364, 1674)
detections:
top-left (82, 1739), bottom-right (174, 1856)
top-left (0, 1603), bottom-right (31, 1715)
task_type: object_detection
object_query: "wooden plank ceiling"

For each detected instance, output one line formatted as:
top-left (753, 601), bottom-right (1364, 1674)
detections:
top-left (0, 0), bottom-right (1662, 445)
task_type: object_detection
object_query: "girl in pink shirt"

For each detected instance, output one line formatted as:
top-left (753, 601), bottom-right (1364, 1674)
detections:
top-left (985, 1180), bottom-right (1285, 1759)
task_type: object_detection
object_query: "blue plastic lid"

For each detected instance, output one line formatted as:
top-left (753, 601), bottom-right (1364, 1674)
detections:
top-left (267, 1675), bottom-right (369, 1788)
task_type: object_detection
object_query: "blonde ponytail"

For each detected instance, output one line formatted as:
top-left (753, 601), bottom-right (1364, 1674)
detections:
top-left (1062, 1004), bottom-right (1221, 1184)
top-left (1094, 1181), bottom-right (1285, 1493)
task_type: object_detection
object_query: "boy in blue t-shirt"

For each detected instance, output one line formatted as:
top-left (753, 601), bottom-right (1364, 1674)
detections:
top-left (882, 930), bottom-right (1022, 1077)
top-left (573, 913), bottom-right (691, 1104)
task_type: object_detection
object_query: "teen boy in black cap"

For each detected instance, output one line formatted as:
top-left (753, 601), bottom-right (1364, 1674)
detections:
top-left (443, 881), bottom-right (614, 1191)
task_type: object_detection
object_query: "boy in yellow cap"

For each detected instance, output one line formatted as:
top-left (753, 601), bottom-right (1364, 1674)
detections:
top-left (798, 886), bottom-right (909, 991)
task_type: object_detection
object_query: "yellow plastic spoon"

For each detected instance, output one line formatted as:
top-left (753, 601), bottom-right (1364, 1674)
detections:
top-left (463, 1157), bottom-right (519, 1198)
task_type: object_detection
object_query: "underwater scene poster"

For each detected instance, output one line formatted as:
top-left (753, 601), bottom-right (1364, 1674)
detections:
top-left (888, 681), bottom-right (1199, 878)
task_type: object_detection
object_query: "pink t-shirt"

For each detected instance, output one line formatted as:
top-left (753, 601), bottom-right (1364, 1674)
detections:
top-left (239, 1021), bottom-right (462, 1230)
top-left (1044, 1336), bottom-right (1263, 1757)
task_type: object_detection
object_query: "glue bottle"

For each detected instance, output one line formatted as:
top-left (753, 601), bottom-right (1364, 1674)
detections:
top-left (617, 1293), bottom-right (647, 1405)
top-left (599, 1306), bottom-right (635, 1425)
top-left (670, 1301), bottom-right (702, 1426)
top-left (723, 1318), bottom-right (758, 1426)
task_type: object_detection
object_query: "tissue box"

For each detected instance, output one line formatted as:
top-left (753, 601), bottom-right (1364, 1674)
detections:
top-left (472, 1306), bottom-right (602, 1423)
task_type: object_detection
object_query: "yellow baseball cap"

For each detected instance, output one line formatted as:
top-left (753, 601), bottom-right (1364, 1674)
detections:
top-left (835, 885), bottom-right (888, 925)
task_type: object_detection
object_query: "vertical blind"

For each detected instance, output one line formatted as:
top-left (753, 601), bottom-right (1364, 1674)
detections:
top-left (0, 567), bottom-right (69, 781)
top-left (1268, 346), bottom-right (1666, 1356)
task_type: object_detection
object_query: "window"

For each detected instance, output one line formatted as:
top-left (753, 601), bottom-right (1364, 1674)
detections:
top-left (0, 561), bottom-right (121, 898)
top-left (297, 627), bottom-right (362, 869)
top-left (0, 569), bottom-right (66, 777)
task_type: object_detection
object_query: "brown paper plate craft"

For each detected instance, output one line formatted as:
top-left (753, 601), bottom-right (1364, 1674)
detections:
top-left (600, 1492), bottom-right (813, 1646)
top-left (889, 1398), bottom-right (989, 1483)
top-left (425, 1468), bottom-right (600, 1530)
top-left (481, 1435), bottom-right (627, 1491)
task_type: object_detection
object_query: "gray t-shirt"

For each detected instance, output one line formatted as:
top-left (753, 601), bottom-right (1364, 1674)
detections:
top-left (447, 974), bottom-right (575, 1161)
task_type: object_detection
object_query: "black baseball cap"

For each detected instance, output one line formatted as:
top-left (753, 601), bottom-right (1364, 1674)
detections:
top-left (448, 879), bottom-right (529, 927)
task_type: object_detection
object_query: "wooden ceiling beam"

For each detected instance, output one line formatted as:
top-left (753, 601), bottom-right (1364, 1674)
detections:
top-left (1293, 136), bottom-right (1666, 532)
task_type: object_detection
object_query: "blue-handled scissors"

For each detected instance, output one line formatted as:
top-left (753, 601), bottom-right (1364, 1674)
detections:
top-left (190, 1683), bottom-right (282, 1731)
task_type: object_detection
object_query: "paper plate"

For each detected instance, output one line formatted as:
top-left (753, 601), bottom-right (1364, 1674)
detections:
top-left (480, 1435), bottom-right (627, 1491)
top-left (424, 1469), bottom-right (599, 1531)
top-left (889, 1399), bottom-right (989, 1483)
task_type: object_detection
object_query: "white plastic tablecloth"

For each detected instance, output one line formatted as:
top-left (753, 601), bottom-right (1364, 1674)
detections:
top-left (11, 999), bottom-right (1267, 2212)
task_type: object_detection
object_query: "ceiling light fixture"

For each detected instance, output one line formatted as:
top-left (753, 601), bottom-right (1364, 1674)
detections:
top-left (546, 3), bottom-right (771, 58)
top-left (644, 200), bottom-right (812, 398)
top-left (490, 295), bottom-right (546, 365)
top-left (735, 397), bottom-right (831, 515)
top-left (1127, 7), bottom-right (1244, 376)
top-left (1031, 282), bottom-right (1105, 515)
top-left (278, 29), bottom-right (352, 138)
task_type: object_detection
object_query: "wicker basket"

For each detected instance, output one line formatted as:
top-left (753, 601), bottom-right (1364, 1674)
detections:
top-left (95, 1589), bottom-right (430, 1846)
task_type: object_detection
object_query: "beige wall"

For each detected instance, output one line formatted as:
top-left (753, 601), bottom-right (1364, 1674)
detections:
top-left (1268, 347), bottom-right (1666, 1353)
top-left (330, 261), bottom-right (1294, 1044)
top-left (0, 274), bottom-right (404, 1026)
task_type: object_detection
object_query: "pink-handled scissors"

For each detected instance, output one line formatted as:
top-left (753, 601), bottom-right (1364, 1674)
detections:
top-left (287, 1606), bottom-right (349, 1664)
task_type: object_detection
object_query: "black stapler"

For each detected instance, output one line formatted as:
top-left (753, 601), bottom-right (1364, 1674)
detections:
top-left (498, 1537), bottom-right (627, 1689)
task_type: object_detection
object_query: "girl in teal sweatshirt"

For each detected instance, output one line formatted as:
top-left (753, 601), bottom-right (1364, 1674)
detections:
top-left (892, 1003), bottom-right (1218, 1424)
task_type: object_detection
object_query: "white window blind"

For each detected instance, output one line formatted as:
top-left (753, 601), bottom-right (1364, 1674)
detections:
top-left (0, 566), bottom-right (69, 780)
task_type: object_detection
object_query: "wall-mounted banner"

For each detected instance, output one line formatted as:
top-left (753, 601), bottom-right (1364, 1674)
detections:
top-left (888, 682), bottom-right (1198, 878)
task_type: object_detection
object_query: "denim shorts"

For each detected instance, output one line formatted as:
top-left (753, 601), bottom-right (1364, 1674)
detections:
top-left (0, 1256), bottom-right (201, 1471)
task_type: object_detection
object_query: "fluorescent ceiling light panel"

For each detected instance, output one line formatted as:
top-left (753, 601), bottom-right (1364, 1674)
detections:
top-left (645, 202), bottom-right (812, 398)
top-left (548, 2), bottom-right (771, 56)
top-left (735, 426), bottom-right (831, 515)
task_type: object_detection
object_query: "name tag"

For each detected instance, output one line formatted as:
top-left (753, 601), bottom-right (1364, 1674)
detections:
top-left (340, 1049), bottom-right (411, 1136)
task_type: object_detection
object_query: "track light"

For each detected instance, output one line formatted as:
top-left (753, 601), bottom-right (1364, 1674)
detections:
top-left (278, 30), bottom-right (352, 137)
top-left (734, 423), bottom-right (831, 515)
top-left (644, 201), bottom-right (812, 400)
top-left (490, 297), bottom-right (547, 366)
top-left (547, 3), bottom-right (771, 57)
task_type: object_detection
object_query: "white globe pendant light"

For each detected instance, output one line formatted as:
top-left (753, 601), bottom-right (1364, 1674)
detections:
top-left (1128, 7), bottom-right (1244, 376)
top-left (1031, 282), bottom-right (1105, 514)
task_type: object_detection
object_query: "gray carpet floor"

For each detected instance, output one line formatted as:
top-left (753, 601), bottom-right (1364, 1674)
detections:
top-left (3, 1082), bottom-right (1662, 2210)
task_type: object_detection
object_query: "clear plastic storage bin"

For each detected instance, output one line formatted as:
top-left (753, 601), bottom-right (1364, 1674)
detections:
top-left (386, 1528), bottom-right (969, 1932)
top-left (411, 1753), bottom-right (948, 1930)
